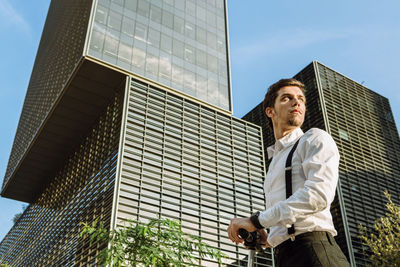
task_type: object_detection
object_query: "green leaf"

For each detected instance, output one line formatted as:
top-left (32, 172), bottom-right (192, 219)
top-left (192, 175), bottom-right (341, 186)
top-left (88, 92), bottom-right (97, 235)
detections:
top-left (358, 190), bottom-right (400, 266)
top-left (80, 217), bottom-right (226, 266)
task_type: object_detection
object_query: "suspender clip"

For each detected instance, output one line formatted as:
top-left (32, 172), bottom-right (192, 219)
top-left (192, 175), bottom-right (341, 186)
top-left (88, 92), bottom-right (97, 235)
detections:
top-left (290, 234), bottom-right (295, 241)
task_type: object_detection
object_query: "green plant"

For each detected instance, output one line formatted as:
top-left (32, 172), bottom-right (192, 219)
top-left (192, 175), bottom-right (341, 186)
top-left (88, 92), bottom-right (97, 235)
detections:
top-left (81, 217), bottom-right (225, 266)
top-left (12, 204), bottom-right (28, 224)
top-left (358, 190), bottom-right (400, 267)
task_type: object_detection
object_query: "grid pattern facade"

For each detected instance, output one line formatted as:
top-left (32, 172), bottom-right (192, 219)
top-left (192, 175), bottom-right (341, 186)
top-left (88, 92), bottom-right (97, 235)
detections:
top-left (113, 78), bottom-right (270, 266)
top-left (88, 0), bottom-right (230, 110)
top-left (2, 0), bottom-right (92, 191)
top-left (315, 62), bottom-right (400, 266)
top-left (242, 62), bottom-right (400, 266)
top-left (0, 91), bottom-right (122, 266)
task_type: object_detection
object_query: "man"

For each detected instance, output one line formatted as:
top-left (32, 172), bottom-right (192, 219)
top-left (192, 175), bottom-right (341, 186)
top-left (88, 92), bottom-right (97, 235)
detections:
top-left (227, 79), bottom-right (349, 266)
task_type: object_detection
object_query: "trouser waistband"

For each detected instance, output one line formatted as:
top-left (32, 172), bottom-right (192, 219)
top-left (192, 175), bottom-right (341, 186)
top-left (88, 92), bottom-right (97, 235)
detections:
top-left (274, 231), bottom-right (334, 255)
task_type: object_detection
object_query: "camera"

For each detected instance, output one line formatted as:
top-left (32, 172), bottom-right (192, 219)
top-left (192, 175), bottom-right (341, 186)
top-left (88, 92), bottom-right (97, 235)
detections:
top-left (238, 229), bottom-right (263, 251)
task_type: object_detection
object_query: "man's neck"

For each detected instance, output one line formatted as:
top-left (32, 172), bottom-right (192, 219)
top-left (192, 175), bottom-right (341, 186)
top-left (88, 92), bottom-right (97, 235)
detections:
top-left (274, 126), bottom-right (298, 141)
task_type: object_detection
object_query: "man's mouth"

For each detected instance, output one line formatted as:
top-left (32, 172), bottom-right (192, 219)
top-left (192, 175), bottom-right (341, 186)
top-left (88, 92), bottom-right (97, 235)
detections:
top-left (290, 109), bottom-right (301, 114)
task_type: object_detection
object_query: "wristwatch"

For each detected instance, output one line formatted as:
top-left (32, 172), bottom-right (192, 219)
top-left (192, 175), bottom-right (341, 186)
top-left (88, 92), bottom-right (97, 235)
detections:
top-left (250, 211), bottom-right (264, 229)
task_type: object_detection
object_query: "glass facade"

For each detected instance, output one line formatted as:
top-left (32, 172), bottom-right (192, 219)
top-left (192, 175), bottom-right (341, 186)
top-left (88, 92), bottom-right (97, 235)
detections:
top-left (88, 0), bottom-right (231, 110)
top-left (242, 61), bottom-right (400, 267)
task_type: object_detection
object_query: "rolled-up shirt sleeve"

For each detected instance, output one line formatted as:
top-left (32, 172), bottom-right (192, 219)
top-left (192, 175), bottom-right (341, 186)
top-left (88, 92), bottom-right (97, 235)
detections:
top-left (258, 130), bottom-right (340, 228)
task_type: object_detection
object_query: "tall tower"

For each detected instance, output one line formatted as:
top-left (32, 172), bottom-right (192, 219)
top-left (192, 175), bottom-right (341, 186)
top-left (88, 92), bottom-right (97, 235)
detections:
top-left (0, 1), bottom-right (268, 266)
top-left (242, 61), bottom-right (400, 266)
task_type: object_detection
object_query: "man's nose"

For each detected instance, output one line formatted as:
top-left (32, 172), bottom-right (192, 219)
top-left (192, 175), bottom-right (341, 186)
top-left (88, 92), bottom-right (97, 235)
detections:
top-left (292, 98), bottom-right (301, 106)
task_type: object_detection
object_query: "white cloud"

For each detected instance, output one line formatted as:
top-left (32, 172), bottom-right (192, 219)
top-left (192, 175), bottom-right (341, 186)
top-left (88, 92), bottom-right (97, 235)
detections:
top-left (231, 27), bottom-right (356, 66)
top-left (0, 0), bottom-right (30, 34)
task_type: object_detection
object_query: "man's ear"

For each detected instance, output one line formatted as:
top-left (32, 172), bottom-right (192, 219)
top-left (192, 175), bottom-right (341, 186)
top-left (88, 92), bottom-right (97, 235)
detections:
top-left (265, 107), bottom-right (274, 118)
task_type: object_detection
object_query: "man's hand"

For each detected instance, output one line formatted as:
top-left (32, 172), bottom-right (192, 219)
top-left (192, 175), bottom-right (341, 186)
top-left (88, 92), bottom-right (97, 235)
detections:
top-left (257, 229), bottom-right (272, 248)
top-left (227, 217), bottom-right (257, 244)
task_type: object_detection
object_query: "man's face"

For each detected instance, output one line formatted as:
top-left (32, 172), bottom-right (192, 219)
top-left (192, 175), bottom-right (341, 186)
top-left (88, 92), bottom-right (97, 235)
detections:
top-left (265, 86), bottom-right (306, 129)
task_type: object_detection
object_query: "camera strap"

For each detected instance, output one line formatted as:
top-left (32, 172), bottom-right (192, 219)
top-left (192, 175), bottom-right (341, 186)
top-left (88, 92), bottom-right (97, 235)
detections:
top-left (285, 138), bottom-right (301, 241)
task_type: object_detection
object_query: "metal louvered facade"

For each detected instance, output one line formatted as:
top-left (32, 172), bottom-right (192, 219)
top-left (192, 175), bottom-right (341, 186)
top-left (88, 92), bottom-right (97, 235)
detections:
top-left (111, 78), bottom-right (269, 266)
top-left (1, 0), bottom-right (266, 266)
top-left (315, 62), bottom-right (400, 266)
top-left (0, 74), bottom-right (268, 266)
top-left (242, 61), bottom-right (400, 267)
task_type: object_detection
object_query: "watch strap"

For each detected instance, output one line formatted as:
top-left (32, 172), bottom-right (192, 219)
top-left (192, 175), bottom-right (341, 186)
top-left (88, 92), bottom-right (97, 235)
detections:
top-left (250, 211), bottom-right (264, 229)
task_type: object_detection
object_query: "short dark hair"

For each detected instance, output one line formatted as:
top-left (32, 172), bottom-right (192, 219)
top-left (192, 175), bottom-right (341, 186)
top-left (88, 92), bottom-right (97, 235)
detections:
top-left (263, 78), bottom-right (306, 129)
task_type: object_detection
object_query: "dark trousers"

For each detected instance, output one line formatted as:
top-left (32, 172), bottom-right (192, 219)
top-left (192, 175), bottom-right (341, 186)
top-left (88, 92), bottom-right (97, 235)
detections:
top-left (273, 232), bottom-right (350, 267)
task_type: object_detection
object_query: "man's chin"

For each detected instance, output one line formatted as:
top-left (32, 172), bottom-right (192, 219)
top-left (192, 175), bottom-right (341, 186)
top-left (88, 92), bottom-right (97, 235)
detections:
top-left (288, 119), bottom-right (303, 127)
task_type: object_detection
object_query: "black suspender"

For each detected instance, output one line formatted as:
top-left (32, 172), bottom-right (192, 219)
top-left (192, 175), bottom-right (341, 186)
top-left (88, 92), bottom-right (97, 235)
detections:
top-left (285, 138), bottom-right (301, 240)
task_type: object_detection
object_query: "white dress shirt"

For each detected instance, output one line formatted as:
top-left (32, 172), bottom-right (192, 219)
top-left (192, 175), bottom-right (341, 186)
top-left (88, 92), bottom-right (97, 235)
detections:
top-left (259, 127), bottom-right (340, 247)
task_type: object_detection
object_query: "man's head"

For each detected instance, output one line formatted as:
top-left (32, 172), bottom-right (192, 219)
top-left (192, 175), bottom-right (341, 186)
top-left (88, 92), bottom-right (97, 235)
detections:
top-left (263, 78), bottom-right (306, 132)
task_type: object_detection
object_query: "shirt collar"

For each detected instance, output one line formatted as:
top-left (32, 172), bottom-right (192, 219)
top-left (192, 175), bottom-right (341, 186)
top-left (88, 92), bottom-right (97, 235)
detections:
top-left (267, 127), bottom-right (304, 159)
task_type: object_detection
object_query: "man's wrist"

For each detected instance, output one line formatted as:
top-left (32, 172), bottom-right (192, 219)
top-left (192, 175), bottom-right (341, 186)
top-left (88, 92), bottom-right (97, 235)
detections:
top-left (250, 211), bottom-right (264, 229)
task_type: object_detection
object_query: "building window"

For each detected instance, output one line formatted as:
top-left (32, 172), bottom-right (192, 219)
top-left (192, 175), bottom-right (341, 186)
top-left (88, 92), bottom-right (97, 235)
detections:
top-left (339, 129), bottom-right (349, 141)
top-left (386, 112), bottom-right (394, 123)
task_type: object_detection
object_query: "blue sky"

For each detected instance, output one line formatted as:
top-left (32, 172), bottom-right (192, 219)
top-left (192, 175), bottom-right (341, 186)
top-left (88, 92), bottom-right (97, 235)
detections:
top-left (0, 0), bottom-right (399, 240)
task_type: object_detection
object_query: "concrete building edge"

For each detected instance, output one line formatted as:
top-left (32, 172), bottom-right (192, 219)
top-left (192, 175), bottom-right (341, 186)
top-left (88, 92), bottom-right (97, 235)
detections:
top-left (224, 0), bottom-right (233, 112)
top-left (109, 75), bottom-right (131, 237)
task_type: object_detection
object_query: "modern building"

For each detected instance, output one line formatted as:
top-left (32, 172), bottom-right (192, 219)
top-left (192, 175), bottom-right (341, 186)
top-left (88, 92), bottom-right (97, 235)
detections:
top-left (242, 61), bottom-right (400, 267)
top-left (0, 0), bottom-right (270, 266)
